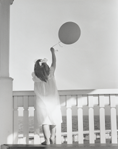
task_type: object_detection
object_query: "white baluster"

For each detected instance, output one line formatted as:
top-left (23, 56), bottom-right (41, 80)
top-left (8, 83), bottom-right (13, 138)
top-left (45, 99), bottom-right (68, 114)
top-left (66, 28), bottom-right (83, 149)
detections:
top-left (23, 96), bottom-right (29, 144)
top-left (61, 136), bottom-right (64, 143)
top-left (89, 108), bottom-right (94, 144)
top-left (77, 108), bottom-right (83, 144)
top-left (34, 107), bottom-right (41, 144)
top-left (66, 96), bottom-right (73, 144)
top-left (13, 96), bottom-right (18, 144)
top-left (56, 123), bottom-right (62, 144)
top-left (99, 95), bottom-right (107, 144)
top-left (77, 95), bottom-right (87, 144)
top-left (88, 95), bottom-right (98, 144)
top-left (110, 95), bottom-right (117, 144)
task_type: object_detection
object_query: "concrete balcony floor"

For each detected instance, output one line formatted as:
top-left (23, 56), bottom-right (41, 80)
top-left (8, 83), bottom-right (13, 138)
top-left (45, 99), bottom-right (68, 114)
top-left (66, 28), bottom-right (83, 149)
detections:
top-left (1, 143), bottom-right (118, 149)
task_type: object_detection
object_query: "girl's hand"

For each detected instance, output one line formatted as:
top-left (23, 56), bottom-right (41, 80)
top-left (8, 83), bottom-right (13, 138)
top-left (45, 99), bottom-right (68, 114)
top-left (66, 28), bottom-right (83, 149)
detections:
top-left (50, 47), bottom-right (55, 52)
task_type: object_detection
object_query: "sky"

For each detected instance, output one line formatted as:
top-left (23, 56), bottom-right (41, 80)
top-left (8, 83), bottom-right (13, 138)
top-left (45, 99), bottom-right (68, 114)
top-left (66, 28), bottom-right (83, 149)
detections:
top-left (10, 0), bottom-right (118, 91)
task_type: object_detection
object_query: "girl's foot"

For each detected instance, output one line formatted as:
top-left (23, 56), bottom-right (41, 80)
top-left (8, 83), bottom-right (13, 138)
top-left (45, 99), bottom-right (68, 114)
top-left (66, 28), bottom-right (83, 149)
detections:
top-left (50, 137), bottom-right (55, 144)
top-left (41, 141), bottom-right (50, 145)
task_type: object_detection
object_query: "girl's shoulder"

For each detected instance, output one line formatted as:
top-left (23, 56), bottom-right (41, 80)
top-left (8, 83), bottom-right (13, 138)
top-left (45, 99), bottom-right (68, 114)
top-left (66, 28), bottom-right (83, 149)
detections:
top-left (32, 72), bottom-right (42, 82)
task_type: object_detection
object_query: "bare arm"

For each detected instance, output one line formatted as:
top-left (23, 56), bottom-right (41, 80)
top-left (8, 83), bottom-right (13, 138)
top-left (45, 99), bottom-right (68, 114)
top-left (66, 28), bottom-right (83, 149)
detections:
top-left (50, 47), bottom-right (56, 71)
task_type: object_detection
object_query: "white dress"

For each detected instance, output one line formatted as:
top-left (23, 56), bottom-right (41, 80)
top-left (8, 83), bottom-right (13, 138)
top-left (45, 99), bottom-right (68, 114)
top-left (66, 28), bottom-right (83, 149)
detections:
top-left (32, 67), bottom-right (62, 128)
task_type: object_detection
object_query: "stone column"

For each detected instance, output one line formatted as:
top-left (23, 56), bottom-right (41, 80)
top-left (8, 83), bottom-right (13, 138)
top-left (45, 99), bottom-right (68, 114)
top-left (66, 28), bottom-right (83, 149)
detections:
top-left (0, 0), bottom-right (14, 145)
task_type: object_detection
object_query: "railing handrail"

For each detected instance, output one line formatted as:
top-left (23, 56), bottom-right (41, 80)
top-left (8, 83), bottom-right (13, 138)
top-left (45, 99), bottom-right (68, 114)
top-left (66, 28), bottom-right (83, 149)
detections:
top-left (13, 89), bottom-right (118, 96)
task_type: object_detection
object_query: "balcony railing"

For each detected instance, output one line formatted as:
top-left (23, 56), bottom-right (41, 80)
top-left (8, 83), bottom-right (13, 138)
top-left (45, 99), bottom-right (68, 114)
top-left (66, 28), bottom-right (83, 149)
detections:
top-left (12, 89), bottom-right (118, 145)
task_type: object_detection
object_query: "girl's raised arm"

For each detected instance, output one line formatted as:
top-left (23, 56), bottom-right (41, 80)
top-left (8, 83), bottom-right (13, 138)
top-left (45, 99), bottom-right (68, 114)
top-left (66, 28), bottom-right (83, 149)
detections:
top-left (50, 47), bottom-right (56, 71)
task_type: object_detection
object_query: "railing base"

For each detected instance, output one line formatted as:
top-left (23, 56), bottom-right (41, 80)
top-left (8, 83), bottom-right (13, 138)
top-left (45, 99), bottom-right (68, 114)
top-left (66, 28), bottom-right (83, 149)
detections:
top-left (1, 144), bottom-right (118, 149)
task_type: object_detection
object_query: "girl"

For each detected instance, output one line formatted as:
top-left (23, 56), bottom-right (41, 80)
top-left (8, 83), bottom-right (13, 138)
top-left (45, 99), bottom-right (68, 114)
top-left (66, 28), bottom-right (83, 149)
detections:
top-left (32, 47), bottom-right (62, 145)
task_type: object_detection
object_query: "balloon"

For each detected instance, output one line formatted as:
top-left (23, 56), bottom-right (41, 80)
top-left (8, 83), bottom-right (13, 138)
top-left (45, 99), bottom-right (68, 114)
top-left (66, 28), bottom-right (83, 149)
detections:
top-left (58, 22), bottom-right (81, 44)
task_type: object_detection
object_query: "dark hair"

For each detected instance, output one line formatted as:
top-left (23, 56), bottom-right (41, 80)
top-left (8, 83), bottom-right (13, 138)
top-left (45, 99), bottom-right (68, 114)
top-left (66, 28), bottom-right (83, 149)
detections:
top-left (34, 59), bottom-right (50, 82)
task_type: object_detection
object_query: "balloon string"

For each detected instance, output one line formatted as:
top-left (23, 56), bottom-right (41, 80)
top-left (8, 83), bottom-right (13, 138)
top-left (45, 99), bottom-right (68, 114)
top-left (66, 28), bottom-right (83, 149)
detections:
top-left (52, 41), bottom-right (61, 47)
top-left (58, 42), bottom-right (63, 47)
top-left (52, 41), bottom-right (63, 52)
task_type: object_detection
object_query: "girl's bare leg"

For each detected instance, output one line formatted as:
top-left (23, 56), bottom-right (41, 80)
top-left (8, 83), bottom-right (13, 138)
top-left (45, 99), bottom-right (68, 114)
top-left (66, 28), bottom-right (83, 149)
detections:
top-left (50, 125), bottom-right (56, 144)
top-left (42, 125), bottom-right (50, 145)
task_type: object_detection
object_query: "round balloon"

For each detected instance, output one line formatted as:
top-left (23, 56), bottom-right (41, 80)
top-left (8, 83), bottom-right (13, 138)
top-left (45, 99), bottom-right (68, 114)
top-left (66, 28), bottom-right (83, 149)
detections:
top-left (58, 22), bottom-right (81, 44)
